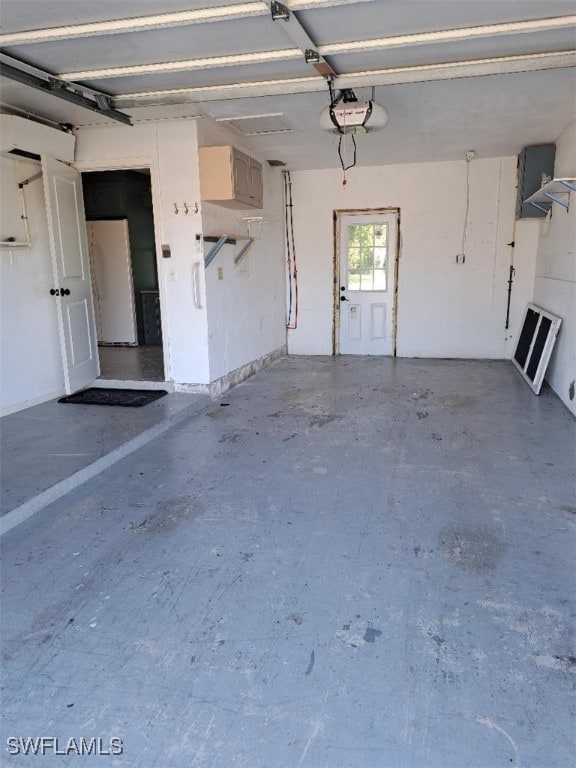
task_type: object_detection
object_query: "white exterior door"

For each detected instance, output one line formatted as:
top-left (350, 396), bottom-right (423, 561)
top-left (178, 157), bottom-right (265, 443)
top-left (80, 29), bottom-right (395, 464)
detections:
top-left (42, 156), bottom-right (99, 393)
top-left (338, 212), bottom-right (398, 355)
top-left (87, 219), bottom-right (137, 345)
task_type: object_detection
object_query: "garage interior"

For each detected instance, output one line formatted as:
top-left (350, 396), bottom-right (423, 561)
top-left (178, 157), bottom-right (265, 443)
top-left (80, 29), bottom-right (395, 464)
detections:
top-left (0, 1), bottom-right (575, 766)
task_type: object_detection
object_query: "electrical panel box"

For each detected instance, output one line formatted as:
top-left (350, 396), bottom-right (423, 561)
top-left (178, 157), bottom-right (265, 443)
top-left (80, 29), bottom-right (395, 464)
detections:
top-left (516, 144), bottom-right (556, 219)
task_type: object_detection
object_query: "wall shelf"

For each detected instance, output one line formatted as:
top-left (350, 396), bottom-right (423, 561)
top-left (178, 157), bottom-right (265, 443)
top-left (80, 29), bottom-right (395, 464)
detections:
top-left (203, 234), bottom-right (256, 267)
top-left (524, 178), bottom-right (576, 214)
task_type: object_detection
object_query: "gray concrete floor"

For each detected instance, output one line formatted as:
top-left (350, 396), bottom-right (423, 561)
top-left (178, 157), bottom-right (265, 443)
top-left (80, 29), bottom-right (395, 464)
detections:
top-left (1, 392), bottom-right (207, 516)
top-left (1, 357), bottom-right (575, 768)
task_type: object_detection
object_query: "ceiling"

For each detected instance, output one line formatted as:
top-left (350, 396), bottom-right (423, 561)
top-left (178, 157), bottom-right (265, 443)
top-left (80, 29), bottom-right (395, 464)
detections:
top-left (1, 0), bottom-right (575, 169)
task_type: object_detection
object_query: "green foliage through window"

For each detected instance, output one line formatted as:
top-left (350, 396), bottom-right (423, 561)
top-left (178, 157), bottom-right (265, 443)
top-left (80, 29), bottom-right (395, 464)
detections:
top-left (346, 224), bottom-right (387, 291)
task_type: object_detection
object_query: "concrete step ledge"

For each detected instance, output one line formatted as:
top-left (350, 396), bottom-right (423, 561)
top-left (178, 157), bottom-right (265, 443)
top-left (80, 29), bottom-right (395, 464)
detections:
top-left (0, 399), bottom-right (204, 537)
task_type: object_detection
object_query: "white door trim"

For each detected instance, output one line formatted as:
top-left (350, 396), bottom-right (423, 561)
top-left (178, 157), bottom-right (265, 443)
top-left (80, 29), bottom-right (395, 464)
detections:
top-left (333, 207), bottom-right (401, 356)
top-left (74, 157), bottom-right (170, 383)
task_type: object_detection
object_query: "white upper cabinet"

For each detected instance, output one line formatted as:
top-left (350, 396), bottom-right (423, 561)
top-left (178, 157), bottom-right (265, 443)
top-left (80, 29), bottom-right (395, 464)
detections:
top-left (199, 146), bottom-right (263, 209)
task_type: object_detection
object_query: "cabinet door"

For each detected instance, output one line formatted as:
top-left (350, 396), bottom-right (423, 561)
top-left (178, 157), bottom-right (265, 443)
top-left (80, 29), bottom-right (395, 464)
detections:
top-left (249, 159), bottom-right (263, 208)
top-left (232, 149), bottom-right (252, 203)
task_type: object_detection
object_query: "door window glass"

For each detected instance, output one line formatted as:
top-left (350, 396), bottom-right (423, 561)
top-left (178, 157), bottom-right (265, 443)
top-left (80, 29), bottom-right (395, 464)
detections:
top-left (347, 223), bottom-right (388, 291)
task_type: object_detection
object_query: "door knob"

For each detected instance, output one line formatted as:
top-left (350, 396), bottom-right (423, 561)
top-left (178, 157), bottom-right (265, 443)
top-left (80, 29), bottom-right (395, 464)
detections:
top-left (49, 289), bottom-right (60, 296)
top-left (340, 295), bottom-right (349, 302)
top-left (61, 288), bottom-right (71, 295)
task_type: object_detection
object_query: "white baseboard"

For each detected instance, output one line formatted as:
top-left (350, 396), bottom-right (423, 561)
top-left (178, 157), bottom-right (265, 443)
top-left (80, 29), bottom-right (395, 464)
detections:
top-left (174, 345), bottom-right (287, 399)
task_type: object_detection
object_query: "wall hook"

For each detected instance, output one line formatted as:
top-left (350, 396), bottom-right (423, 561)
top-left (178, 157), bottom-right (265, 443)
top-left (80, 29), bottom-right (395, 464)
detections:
top-left (194, 202), bottom-right (199, 214)
top-left (183, 202), bottom-right (189, 215)
top-left (174, 203), bottom-right (179, 215)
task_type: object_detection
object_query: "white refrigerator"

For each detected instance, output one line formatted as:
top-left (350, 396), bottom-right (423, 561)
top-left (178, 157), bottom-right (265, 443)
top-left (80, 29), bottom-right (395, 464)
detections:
top-left (87, 219), bottom-right (137, 345)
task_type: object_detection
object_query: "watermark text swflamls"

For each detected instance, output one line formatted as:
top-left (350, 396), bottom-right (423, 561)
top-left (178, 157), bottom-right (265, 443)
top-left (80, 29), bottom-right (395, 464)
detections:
top-left (7, 736), bottom-right (123, 756)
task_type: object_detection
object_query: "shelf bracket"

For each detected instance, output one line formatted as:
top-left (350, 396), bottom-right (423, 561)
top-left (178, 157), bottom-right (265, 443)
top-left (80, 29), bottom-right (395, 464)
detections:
top-left (542, 191), bottom-right (570, 211)
top-left (540, 180), bottom-right (576, 212)
top-left (204, 236), bottom-right (231, 267)
top-left (234, 237), bottom-right (256, 266)
top-left (18, 171), bottom-right (43, 189)
top-left (528, 201), bottom-right (551, 214)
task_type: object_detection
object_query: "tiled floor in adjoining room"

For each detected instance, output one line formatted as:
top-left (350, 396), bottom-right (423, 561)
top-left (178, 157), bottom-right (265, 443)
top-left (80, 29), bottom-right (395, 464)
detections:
top-left (98, 344), bottom-right (165, 381)
top-left (1, 357), bottom-right (574, 768)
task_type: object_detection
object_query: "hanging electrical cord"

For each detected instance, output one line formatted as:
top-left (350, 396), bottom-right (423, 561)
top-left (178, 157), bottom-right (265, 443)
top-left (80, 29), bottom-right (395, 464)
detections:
top-left (283, 170), bottom-right (298, 329)
top-left (327, 78), bottom-right (358, 184)
top-left (338, 133), bottom-right (357, 175)
top-left (461, 151), bottom-right (473, 256)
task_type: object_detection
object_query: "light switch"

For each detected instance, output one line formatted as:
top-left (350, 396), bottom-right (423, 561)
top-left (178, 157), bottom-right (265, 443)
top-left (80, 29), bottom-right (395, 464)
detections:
top-left (217, 267), bottom-right (224, 281)
top-left (162, 244), bottom-right (171, 258)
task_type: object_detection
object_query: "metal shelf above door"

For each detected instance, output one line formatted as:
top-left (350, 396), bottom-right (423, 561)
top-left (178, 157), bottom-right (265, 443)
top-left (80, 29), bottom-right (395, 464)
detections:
top-left (524, 178), bottom-right (576, 214)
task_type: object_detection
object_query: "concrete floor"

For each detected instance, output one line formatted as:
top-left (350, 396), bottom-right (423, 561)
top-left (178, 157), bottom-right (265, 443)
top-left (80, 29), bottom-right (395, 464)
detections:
top-left (1, 357), bottom-right (574, 768)
top-left (1, 392), bottom-right (207, 520)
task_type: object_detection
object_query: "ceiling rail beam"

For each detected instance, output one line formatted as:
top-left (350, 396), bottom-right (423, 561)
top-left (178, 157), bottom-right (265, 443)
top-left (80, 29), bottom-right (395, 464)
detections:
top-left (114, 50), bottom-right (576, 106)
top-left (267, 1), bottom-right (336, 77)
top-left (0, 59), bottom-right (132, 125)
top-left (0, 0), bottom-right (372, 46)
top-left (57, 15), bottom-right (576, 82)
top-left (321, 15), bottom-right (576, 55)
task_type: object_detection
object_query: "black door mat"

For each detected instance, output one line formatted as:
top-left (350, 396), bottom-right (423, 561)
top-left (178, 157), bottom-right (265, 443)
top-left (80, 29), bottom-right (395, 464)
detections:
top-left (59, 388), bottom-right (168, 407)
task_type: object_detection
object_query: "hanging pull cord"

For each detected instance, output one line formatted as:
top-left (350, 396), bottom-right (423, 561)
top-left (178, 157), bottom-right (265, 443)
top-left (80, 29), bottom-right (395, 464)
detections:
top-left (338, 133), bottom-right (357, 185)
top-left (338, 103), bottom-right (357, 185)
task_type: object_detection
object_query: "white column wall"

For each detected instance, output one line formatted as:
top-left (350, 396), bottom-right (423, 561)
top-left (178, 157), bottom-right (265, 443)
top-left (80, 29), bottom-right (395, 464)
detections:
top-left (0, 157), bottom-right (65, 414)
top-left (532, 121), bottom-right (576, 415)
top-left (201, 163), bottom-right (287, 383)
top-left (74, 120), bottom-right (210, 385)
top-left (287, 157), bottom-right (528, 359)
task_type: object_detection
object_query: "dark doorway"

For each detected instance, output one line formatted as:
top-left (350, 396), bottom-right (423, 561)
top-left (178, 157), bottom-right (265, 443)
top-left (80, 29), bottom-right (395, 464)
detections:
top-left (81, 169), bottom-right (164, 382)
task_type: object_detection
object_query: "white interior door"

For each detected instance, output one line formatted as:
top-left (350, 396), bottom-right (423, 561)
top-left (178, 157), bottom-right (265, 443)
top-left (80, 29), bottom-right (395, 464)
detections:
top-left (42, 155), bottom-right (99, 393)
top-left (87, 219), bottom-right (137, 345)
top-left (338, 212), bottom-right (398, 355)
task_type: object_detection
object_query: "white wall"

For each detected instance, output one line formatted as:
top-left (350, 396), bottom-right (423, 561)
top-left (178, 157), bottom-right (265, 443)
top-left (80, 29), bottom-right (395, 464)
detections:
top-left (74, 120), bottom-right (211, 385)
top-left (287, 157), bottom-right (532, 359)
top-left (201, 164), bottom-right (287, 383)
top-left (0, 156), bottom-right (65, 414)
top-left (532, 121), bottom-right (576, 415)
